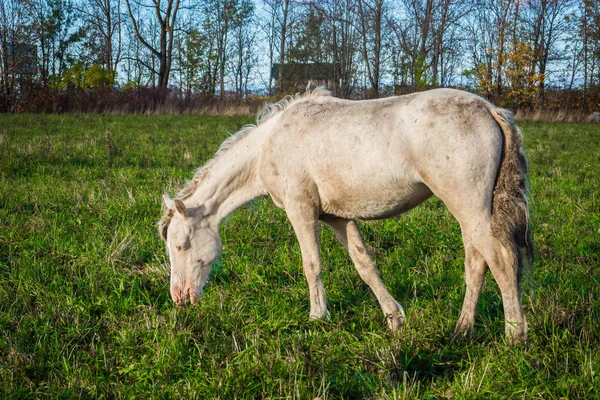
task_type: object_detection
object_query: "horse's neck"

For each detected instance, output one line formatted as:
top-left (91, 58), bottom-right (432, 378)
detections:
top-left (186, 127), bottom-right (267, 226)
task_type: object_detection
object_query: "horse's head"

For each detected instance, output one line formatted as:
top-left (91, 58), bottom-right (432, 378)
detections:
top-left (161, 195), bottom-right (222, 306)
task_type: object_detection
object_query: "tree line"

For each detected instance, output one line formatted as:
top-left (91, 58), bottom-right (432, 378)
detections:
top-left (1, 0), bottom-right (599, 113)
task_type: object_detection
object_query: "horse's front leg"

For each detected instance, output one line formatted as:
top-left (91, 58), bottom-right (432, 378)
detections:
top-left (285, 202), bottom-right (327, 320)
top-left (323, 216), bottom-right (405, 331)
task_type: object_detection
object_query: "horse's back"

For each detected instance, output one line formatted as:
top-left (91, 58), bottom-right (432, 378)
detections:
top-left (259, 89), bottom-right (503, 220)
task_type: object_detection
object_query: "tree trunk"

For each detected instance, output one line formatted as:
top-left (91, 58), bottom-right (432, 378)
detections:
top-left (357, 0), bottom-right (383, 97)
top-left (125, 0), bottom-right (180, 99)
top-left (278, 0), bottom-right (289, 93)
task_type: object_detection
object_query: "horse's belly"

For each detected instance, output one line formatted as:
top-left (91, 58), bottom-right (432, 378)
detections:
top-left (319, 181), bottom-right (433, 220)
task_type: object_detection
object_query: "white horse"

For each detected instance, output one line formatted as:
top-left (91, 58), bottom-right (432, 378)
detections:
top-left (159, 88), bottom-right (533, 343)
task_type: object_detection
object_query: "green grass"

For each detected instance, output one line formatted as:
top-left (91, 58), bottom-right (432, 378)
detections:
top-left (0, 114), bottom-right (599, 398)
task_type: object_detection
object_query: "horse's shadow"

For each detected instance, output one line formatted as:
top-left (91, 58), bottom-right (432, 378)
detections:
top-left (322, 282), bottom-right (507, 390)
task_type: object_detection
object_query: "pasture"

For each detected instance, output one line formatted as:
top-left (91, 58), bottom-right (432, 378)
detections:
top-left (0, 114), bottom-right (598, 398)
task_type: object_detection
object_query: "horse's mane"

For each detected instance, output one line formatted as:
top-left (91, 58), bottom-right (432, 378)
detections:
top-left (256, 85), bottom-right (331, 125)
top-left (159, 86), bottom-right (332, 240)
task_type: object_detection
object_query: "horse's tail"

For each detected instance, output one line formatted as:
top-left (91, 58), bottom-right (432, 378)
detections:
top-left (489, 108), bottom-right (534, 287)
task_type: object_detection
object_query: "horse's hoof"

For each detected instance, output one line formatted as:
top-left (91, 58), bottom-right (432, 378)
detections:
top-left (506, 329), bottom-right (528, 345)
top-left (505, 321), bottom-right (528, 345)
top-left (453, 318), bottom-right (474, 338)
top-left (386, 308), bottom-right (406, 331)
top-left (309, 310), bottom-right (329, 321)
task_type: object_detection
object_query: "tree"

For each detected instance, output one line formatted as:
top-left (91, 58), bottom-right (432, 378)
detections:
top-left (24, 0), bottom-right (82, 88)
top-left (260, 0), bottom-right (304, 94)
top-left (388, 0), bottom-right (466, 92)
top-left (314, 0), bottom-right (359, 97)
top-left (0, 0), bottom-right (30, 110)
top-left (469, 0), bottom-right (546, 108)
top-left (228, 0), bottom-right (256, 98)
top-left (524, 0), bottom-right (572, 102)
top-left (464, 0), bottom-right (519, 102)
top-left (356, 0), bottom-right (385, 96)
top-left (413, 0), bottom-right (434, 89)
top-left (77, 0), bottom-right (122, 81)
top-left (125, 0), bottom-right (181, 94)
top-left (580, 0), bottom-right (600, 91)
top-left (428, 0), bottom-right (470, 87)
top-left (175, 27), bottom-right (209, 97)
top-left (278, 0), bottom-right (290, 93)
top-left (287, 6), bottom-right (326, 63)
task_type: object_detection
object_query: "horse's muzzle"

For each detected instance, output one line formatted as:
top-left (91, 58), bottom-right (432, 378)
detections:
top-left (171, 284), bottom-right (202, 307)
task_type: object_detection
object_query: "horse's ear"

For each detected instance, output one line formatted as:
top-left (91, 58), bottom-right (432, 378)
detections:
top-left (174, 199), bottom-right (187, 217)
top-left (163, 194), bottom-right (175, 210)
top-left (163, 194), bottom-right (188, 217)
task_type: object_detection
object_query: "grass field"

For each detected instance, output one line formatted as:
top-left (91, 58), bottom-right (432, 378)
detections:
top-left (1, 114), bottom-right (599, 398)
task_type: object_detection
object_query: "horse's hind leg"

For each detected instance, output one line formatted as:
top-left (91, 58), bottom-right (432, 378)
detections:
top-left (426, 154), bottom-right (526, 342)
top-left (464, 224), bottom-right (527, 344)
top-left (323, 216), bottom-right (405, 331)
top-left (454, 237), bottom-right (488, 337)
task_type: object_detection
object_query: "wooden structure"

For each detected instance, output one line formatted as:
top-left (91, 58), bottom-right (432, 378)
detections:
top-left (271, 63), bottom-right (340, 92)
